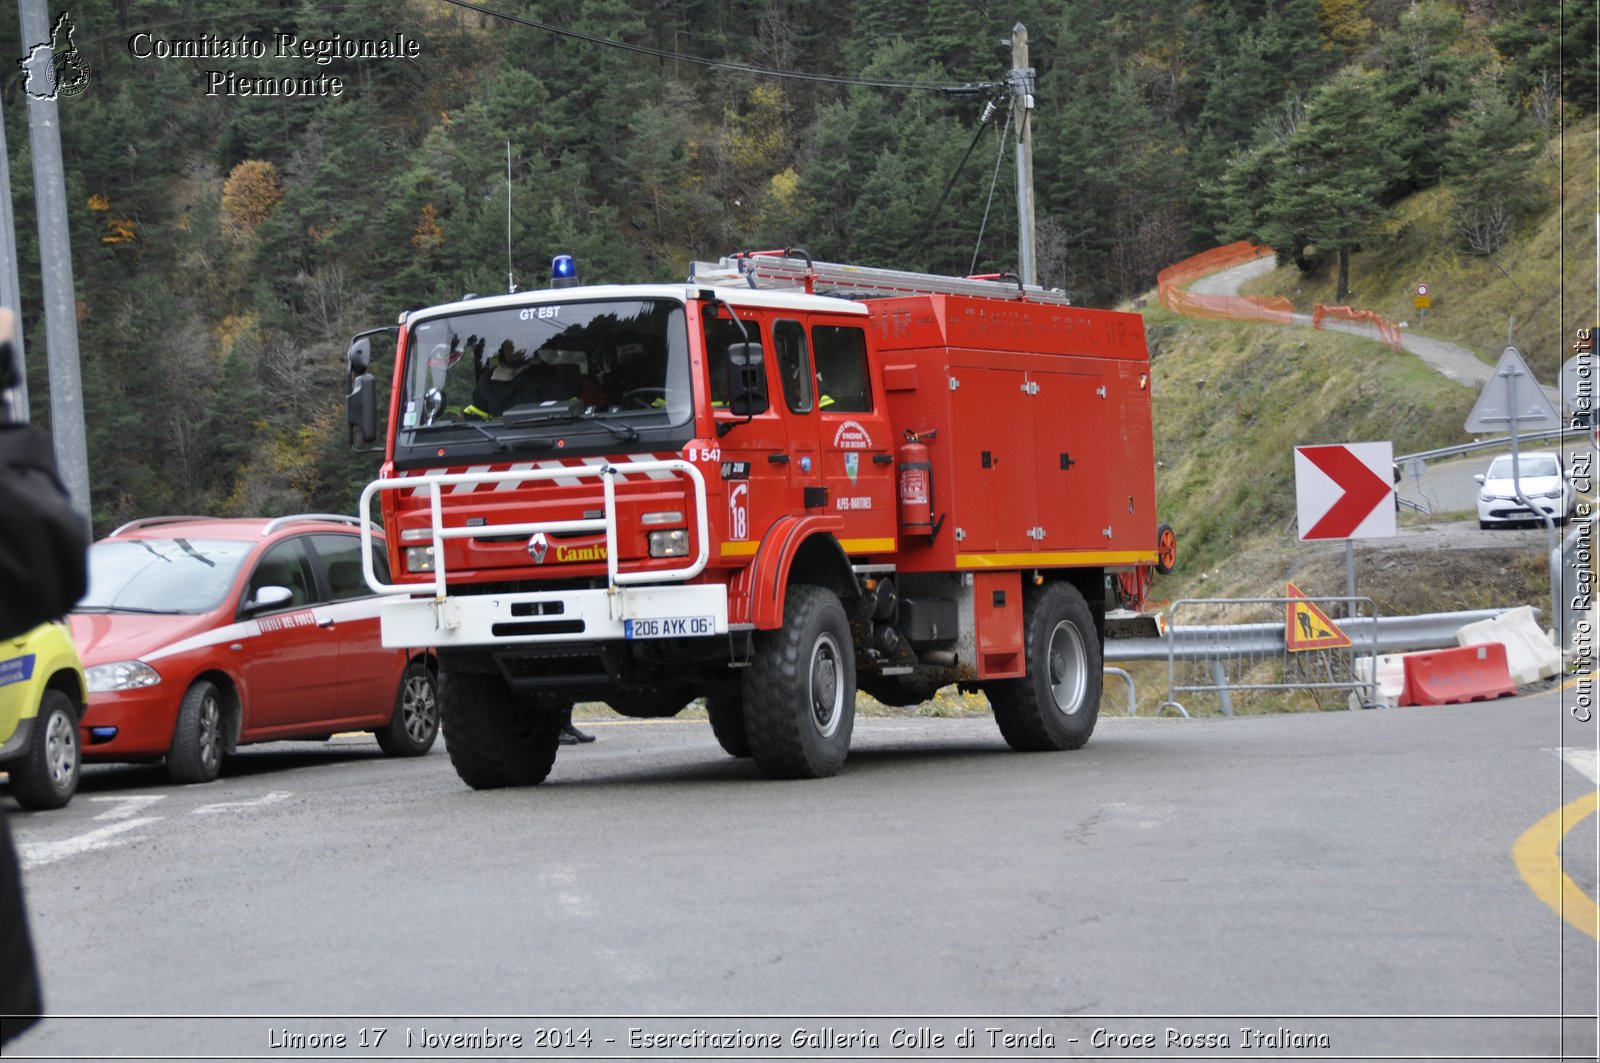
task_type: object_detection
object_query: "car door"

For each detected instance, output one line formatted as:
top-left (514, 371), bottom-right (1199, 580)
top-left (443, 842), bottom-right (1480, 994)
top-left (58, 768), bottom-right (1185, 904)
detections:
top-left (307, 532), bottom-right (398, 724)
top-left (234, 535), bottom-right (341, 732)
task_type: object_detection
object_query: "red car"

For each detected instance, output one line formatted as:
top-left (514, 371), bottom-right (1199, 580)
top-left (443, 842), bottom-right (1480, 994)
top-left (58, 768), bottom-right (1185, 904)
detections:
top-left (70, 515), bottom-right (437, 783)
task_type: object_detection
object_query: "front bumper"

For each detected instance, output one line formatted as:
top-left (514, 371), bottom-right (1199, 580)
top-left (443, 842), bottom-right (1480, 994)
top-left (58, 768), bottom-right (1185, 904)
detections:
top-left (381, 584), bottom-right (730, 649)
top-left (1478, 497), bottom-right (1567, 523)
top-left (78, 686), bottom-right (181, 760)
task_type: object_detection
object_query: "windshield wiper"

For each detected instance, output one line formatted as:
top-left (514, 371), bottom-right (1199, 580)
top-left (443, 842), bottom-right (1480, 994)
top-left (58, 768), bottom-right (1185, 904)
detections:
top-left (74, 605), bottom-right (182, 615)
top-left (414, 419), bottom-right (511, 453)
top-left (582, 413), bottom-right (640, 442)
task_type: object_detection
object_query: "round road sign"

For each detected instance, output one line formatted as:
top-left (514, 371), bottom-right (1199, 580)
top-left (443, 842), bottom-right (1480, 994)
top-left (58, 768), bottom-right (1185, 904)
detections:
top-left (1416, 283), bottom-right (1430, 296)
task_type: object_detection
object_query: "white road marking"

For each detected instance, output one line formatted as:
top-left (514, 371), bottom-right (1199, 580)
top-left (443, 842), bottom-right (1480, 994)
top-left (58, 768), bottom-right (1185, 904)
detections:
top-left (1557, 747), bottom-right (1600, 786)
top-left (192, 791), bottom-right (292, 814)
top-left (17, 817), bottom-right (161, 870)
top-left (90, 795), bottom-right (166, 821)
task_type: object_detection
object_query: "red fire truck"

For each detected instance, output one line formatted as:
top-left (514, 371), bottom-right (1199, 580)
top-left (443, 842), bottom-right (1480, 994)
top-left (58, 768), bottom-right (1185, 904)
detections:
top-left (345, 250), bottom-right (1171, 788)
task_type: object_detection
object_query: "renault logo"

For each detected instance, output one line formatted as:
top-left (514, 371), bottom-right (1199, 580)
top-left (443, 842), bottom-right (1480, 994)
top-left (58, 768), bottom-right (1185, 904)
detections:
top-left (528, 531), bottom-right (549, 564)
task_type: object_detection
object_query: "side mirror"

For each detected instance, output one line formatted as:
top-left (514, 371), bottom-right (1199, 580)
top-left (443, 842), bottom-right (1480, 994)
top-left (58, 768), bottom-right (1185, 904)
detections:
top-left (244, 585), bottom-right (294, 613)
top-left (347, 373), bottom-right (378, 445)
top-left (727, 342), bottom-right (768, 416)
top-left (347, 336), bottom-right (372, 376)
top-left (1473, 473), bottom-right (1486, 485)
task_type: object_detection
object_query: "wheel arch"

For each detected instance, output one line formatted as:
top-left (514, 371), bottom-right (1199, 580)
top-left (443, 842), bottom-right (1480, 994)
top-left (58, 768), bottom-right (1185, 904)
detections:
top-left (188, 669), bottom-right (243, 754)
top-left (748, 515), bottom-right (857, 629)
top-left (1042, 568), bottom-right (1106, 644)
top-left (45, 667), bottom-right (86, 710)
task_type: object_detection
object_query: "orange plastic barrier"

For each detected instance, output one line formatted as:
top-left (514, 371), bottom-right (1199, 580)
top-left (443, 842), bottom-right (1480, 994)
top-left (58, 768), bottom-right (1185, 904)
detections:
top-left (1398, 643), bottom-right (1517, 706)
top-left (1312, 303), bottom-right (1404, 352)
top-left (1156, 241), bottom-right (1294, 324)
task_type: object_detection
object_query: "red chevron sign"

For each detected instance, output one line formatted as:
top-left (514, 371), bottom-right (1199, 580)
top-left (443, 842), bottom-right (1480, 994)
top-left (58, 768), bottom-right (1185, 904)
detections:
top-left (1294, 442), bottom-right (1396, 541)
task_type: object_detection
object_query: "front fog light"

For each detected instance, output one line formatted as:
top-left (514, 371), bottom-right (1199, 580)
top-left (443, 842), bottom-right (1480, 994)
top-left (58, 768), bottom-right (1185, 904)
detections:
top-left (86, 660), bottom-right (161, 693)
top-left (648, 529), bottom-right (688, 558)
top-left (405, 545), bottom-right (436, 572)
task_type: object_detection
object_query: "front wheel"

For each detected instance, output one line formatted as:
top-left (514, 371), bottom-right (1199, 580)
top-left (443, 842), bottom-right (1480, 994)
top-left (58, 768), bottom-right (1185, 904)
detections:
top-left (9, 690), bottom-right (80, 810)
top-left (439, 672), bottom-right (562, 789)
top-left (168, 680), bottom-right (225, 784)
top-left (742, 585), bottom-right (855, 779)
top-left (705, 695), bottom-right (750, 758)
top-left (986, 582), bottom-right (1102, 752)
top-left (375, 661), bottom-right (439, 756)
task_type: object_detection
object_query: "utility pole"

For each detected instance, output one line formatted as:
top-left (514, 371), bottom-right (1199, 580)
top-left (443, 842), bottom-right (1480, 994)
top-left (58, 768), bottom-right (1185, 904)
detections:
top-left (19, 0), bottom-right (91, 521)
top-left (1009, 23), bottom-right (1037, 287)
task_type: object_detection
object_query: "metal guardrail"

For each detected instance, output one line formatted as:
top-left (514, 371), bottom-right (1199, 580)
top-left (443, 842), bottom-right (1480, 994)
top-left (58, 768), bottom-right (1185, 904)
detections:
top-left (1396, 430), bottom-right (1570, 464)
top-left (1104, 607), bottom-right (1522, 663)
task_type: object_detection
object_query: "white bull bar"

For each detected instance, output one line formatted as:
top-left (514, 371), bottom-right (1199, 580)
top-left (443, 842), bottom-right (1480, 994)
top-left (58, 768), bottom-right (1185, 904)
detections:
top-left (358, 459), bottom-right (727, 648)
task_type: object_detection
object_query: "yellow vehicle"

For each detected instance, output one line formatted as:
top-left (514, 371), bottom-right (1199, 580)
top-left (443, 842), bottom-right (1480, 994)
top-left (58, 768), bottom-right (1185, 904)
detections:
top-left (0, 622), bottom-right (87, 810)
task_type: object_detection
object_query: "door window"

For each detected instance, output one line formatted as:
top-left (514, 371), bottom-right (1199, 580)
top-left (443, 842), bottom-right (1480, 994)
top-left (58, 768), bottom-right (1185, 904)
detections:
top-left (813, 325), bottom-right (871, 412)
top-left (308, 534), bottom-right (379, 601)
top-left (772, 320), bottom-right (813, 413)
top-left (244, 538), bottom-right (317, 613)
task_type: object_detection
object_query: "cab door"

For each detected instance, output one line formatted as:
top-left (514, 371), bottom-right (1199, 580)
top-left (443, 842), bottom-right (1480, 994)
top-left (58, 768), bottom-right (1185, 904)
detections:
top-left (307, 532), bottom-right (398, 725)
top-left (813, 319), bottom-right (895, 552)
top-left (235, 536), bottom-right (341, 732)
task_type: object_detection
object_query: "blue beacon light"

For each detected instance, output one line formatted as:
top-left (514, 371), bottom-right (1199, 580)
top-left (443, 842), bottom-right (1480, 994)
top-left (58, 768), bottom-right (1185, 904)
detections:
top-left (550, 254), bottom-right (578, 288)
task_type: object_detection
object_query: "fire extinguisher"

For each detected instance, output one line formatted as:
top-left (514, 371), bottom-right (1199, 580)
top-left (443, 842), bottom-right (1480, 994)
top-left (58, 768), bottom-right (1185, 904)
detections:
top-left (898, 429), bottom-right (935, 534)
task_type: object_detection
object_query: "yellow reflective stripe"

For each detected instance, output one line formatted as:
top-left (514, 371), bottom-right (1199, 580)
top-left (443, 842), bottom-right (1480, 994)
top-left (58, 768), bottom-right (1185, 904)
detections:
top-left (840, 538), bottom-right (895, 554)
top-left (720, 541), bottom-right (759, 557)
top-left (956, 550), bottom-right (1157, 569)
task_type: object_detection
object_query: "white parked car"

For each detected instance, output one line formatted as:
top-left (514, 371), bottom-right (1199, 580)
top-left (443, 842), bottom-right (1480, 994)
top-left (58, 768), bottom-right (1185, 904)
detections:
top-left (1474, 451), bottom-right (1575, 528)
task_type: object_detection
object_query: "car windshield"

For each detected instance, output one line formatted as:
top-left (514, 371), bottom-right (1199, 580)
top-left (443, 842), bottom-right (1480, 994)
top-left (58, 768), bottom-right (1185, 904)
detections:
top-left (78, 538), bottom-right (253, 614)
top-left (1487, 454), bottom-right (1560, 478)
top-left (398, 298), bottom-right (692, 438)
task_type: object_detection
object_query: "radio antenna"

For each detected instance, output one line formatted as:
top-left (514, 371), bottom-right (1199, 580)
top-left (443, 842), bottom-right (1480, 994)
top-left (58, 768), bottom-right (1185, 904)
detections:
top-left (506, 140), bottom-right (516, 294)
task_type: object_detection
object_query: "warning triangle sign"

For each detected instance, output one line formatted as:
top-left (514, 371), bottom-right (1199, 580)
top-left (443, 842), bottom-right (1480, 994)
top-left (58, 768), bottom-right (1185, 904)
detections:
top-left (1284, 582), bottom-right (1352, 652)
top-left (1464, 346), bottom-right (1561, 433)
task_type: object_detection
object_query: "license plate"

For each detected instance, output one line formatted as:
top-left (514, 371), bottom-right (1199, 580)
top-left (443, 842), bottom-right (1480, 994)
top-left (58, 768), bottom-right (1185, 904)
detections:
top-left (625, 616), bottom-right (715, 639)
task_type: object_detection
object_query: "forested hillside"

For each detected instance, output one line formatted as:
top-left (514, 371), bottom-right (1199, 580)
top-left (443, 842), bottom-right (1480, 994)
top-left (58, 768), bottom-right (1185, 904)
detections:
top-left (0, 0), bottom-right (1592, 530)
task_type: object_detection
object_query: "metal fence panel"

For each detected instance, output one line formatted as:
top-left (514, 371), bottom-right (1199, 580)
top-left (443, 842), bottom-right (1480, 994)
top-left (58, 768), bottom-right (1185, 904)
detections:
top-left (1161, 596), bottom-right (1379, 716)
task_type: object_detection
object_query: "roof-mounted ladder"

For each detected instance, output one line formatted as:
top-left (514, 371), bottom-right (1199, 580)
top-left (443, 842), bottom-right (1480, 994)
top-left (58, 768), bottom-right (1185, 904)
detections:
top-left (688, 248), bottom-right (1073, 306)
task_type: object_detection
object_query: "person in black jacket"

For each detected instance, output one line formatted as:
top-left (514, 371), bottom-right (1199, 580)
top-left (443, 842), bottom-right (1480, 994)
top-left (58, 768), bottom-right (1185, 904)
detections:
top-left (0, 307), bottom-right (88, 1047)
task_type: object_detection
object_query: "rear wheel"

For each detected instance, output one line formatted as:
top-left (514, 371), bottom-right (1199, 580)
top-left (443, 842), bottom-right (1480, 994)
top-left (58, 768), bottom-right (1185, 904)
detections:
top-left (439, 672), bottom-right (562, 789)
top-left (742, 585), bottom-right (855, 779)
top-left (168, 680), bottom-right (225, 784)
top-left (987, 582), bottom-right (1102, 752)
top-left (9, 690), bottom-right (80, 810)
top-left (705, 695), bottom-right (750, 758)
top-left (375, 661), bottom-right (439, 756)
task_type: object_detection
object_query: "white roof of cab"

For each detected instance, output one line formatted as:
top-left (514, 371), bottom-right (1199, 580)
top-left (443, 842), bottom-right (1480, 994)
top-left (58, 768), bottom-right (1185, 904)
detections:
top-left (405, 283), bottom-right (869, 325)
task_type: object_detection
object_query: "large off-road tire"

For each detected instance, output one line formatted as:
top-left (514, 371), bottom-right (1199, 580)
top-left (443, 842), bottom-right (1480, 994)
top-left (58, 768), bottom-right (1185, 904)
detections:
top-left (375, 661), bottom-right (439, 756)
top-left (705, 695), bottom-right (751, 758)
top-left (742, 585), bottom-right (855, 779)
top-left (168, 680), bottom-right (225, 784)
top-left (9, 690), bottom-right (80, 811)
top-left (439, 672), bottom-right (562, 789)
top-left (986, 582), bottom-right (1102, 752)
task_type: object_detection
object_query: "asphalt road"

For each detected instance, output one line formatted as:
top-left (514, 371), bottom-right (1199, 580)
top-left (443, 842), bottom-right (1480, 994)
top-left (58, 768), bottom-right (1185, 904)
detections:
top-left (5, 689), bottom-right (1597, 1061)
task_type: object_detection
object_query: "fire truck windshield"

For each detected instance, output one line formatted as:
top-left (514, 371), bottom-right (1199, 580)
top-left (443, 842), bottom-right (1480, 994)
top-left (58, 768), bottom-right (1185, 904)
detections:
top-left (395, 298), bottom-right (691, 462)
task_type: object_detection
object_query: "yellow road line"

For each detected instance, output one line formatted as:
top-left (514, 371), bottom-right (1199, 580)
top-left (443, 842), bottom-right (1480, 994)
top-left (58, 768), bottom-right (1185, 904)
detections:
top-left (1512, 790), bottom-right (1600, 941)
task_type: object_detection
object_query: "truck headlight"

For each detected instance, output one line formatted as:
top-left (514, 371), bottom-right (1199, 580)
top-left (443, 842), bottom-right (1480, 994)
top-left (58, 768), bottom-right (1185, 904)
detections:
top-left (405, 546), bottom-right (436, 572)
top-left (86, 660), bottom-right (162, 693)
top-left (648, 529), bottom-right (688, 558)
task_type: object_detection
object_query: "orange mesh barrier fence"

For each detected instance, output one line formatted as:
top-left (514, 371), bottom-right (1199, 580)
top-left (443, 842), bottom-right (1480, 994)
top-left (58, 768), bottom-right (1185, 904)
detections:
top-left (1156, 241), bottom-right (1294, 324)
top-left (1312, 304), bottom-right (1404, 352)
